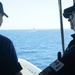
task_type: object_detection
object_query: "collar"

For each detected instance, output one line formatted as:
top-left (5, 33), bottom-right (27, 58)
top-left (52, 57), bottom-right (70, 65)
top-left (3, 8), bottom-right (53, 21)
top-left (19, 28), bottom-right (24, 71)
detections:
top-left (71, 34), bottom-right (75, 39)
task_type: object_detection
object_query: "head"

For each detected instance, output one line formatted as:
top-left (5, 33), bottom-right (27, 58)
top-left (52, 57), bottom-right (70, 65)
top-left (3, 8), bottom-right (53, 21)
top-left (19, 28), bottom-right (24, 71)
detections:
top-left (63, 4), bottom-right (75, 31)
top-left (0, 2), bottom-right (8, 26)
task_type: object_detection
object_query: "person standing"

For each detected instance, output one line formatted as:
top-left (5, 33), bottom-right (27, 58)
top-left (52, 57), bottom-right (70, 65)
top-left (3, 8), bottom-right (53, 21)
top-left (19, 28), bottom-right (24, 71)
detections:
top-left (0, 2), bottom-right (23, 75)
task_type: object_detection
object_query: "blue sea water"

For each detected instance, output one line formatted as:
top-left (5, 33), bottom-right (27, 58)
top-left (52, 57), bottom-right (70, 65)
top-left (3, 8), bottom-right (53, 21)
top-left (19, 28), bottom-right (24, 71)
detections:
top-left (0, 29), bottom-right (74, 70)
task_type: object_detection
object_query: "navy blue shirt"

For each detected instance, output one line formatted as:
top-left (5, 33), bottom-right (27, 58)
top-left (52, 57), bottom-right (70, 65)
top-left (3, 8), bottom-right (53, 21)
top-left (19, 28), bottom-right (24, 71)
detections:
top-left (0, 34), bottom-right (22, 75)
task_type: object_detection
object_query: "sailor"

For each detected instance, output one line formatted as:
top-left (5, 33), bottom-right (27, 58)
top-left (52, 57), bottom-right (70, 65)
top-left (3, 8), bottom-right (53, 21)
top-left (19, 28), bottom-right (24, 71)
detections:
top-left (63, 3), bottom-right (75, 52)
top-left (39, 3), bottom-right (75, 75)
top-left (0, 2), bottom-right (23, 75)
top-left (60, 3), bottom-right (75, 75)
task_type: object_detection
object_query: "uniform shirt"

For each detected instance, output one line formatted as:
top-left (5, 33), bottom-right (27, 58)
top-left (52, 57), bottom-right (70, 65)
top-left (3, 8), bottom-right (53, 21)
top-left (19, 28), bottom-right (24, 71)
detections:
top-left (65, 34), bottom-right (75, 51)
top-left (0, 34), bottom-right (22, 75)
top-left (60, 34), bottom-right (75, 75)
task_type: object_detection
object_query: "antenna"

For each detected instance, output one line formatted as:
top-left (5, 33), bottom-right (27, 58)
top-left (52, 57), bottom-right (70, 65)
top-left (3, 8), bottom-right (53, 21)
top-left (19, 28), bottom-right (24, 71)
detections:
top-left (58, 0), bottom-right (65, 54)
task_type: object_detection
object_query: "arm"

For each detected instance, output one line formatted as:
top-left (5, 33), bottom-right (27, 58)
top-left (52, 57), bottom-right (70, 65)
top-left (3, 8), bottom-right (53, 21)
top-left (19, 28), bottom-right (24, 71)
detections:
top-left (3, 39), bottom-right (23, 75)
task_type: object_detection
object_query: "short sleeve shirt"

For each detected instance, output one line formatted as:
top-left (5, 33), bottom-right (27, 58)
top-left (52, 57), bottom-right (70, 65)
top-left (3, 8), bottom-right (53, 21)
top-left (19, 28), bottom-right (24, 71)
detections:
top-left (0, 35), bottom-right (22, 75)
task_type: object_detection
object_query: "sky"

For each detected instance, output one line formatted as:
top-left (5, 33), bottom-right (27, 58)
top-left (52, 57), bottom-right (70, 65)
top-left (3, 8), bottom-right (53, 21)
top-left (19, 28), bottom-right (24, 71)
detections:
top-left (0, 0), bottom-right (73, 30)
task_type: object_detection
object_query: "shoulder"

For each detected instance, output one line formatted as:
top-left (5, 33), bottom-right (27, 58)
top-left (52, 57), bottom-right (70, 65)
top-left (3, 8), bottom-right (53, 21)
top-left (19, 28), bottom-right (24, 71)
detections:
top-left (0, 34), bottom-right (12, 43)
top-left (0, 34), bottom-right (14, 52)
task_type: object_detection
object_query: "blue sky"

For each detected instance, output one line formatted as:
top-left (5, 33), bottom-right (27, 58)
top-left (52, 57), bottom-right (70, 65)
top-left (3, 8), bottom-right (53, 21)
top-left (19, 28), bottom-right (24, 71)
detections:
top-left (0, 0), bottom-right (73, 29)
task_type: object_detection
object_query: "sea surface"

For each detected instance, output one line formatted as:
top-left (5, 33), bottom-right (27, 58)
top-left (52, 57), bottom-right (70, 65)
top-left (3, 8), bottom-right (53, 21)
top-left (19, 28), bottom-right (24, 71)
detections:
top-left (0, 29), bottom-right (74, 70)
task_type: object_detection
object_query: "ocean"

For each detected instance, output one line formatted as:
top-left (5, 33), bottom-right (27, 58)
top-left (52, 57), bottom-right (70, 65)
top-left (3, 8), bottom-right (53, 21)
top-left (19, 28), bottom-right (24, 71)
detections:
top-left (0, 29), bottom-right (74, 70)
